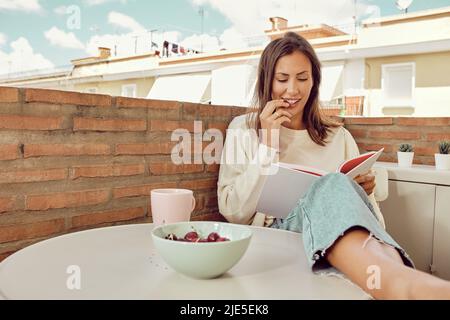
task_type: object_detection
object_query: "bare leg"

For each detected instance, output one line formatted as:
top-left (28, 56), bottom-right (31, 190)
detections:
top-left (326, 228), bottom-right (450, 300)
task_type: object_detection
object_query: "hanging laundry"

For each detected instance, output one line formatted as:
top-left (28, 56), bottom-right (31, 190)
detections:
top-left (180, 46), bottom-right (186, 54)
top-left (171, 43), bottom-right (178, 54)
top-left (163, 41), bottom-right (169, 57)
top-left (151, 41), bottom-right (158, 49)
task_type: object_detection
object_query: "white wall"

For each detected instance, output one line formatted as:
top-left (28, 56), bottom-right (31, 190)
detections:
top-left (343, 58), bottom-right (365, 97)
top-left (211, 64), bottom-right (257, 107)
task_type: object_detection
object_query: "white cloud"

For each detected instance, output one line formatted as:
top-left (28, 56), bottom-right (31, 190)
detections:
top-left (84, 0), bottom-right (128, 6)
top-left (0, 33), bottom-right (6, 46)
top-left (85, 29), bottom-right (182, 57)
top-left (219, 28), bottom-right (249, 50)
top-left (53, 5), bottom-right (68, 15)
top-left (108, 11), bottom-right (145, 32)
top-left (180, 33), bottom-right (219, 52)
top-left (44, 27), bottom-right (85, 50)
top-left (190, 0), bottom-right (380, 36)
top-left (0, 37), bottom-right (54, 75)
top-left (0, 0), bottom-right (42, 12)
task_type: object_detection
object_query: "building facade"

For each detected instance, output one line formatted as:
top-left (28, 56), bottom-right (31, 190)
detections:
top-left (2, 7), bottom-right (450, 117)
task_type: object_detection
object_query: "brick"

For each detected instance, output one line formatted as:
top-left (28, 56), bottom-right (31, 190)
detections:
top-left (149, 163), bottom-right (204, 175)
top-left (0, 219), bottom-right (65, 243)
top-left (427, 133), bottom-right (450, 142)
top-left (71, 163), bottom-right (145, 179)
top-left (0, 144), bottom-right (19, 160)
top-left (0, 251), bottom-right (14, 262)
top-left (191, 212), bottom-right (227, 222)
top-left (26, 189), bottom-right (109, 210)
top-left (25, 88), bottom-right (111, 107)
top-left (113, 182), bottom-right (177, 198)
top-left (206, 164), bottom-right (220, 173)
top-left (344, 117), bottom-right (393, 125)
top-left (229, 106), bottom-right (248, 118)
top-left (113, 181), bottom-right (177, 199)
top-left (0, 87), bottom-right (19, 103)
top-left (369, 131), bottom-right (420, 140)
top-left (0, 115), bottom-right (64, 130)
top-left (357, 143), bottom-right (393, 153)
top-left (115, 143), bottom-right (175, 155)
top-left (414, 157), bottom-right (436, 166)
top-left (73, 117), bottom-right (146, 131)
top-left (150, 120), bottom-right (195, 132)
top-left (179, 178), bottom-right (217, 190)
top-left (182, 103), bottom-right (232, 120)
top-left (193, 195), bottom-right (205, 211)
top-left (116, 97), bottom-right (181, 110)
top-left (24, 144), bottom-right (111, 158)
top-left (0, 168), bottom-right (67, 184)
top-left (205, 195), bottom-right (218, 208)
top-left (0, 196), bottom-right (16, 213)
top-left (197, 105), bottom-right (231, 117)
top-left (321, 109), bottom-right (340, 117)
top-left (397, 118), bottom-right (450, 126)
top-left (378, 154), bottom-right (397, 163)
top-left (347, 128), bottom-right (367, 139)
top-left (414, 146), bottom-right (439, 156)
top-left (72, 207), bottom-right (145, 228)
top-left (207, 122), bottom-right (228, 134)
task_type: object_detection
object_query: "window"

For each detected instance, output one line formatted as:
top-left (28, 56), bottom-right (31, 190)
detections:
top-left (121, 84), bottom-right (137, 98)
top-left (382, 62), bottom-right (415, 107)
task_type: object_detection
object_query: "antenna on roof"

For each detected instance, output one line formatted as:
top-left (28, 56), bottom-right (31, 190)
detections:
top-left (395, 0), bottom-right (413, 14)
top-left (198, 7), bottom-right (205, 53)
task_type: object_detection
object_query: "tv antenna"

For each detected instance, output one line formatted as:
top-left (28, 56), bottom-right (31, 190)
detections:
top-left (395, 0), bottom-right (413, 14)
top-left (198, 7), bottom-right (204, 52)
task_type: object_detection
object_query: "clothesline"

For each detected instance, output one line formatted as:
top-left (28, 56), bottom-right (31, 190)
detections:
top-left (154, 40), bottom-right (200, 58)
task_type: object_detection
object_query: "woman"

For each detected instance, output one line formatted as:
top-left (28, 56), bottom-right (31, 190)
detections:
top-left (217, 32), bottom-right (450, 299)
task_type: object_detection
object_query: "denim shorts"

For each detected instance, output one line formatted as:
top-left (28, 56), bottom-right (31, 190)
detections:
top-left (270, 173), bottom-right (415, 273)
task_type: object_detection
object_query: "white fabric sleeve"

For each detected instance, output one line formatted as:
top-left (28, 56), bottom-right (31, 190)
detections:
top-left (217, 123), bottom-right (278, 225)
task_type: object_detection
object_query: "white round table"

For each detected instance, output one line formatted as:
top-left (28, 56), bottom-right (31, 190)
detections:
top-left (0, 223), bottom-right (369, 299)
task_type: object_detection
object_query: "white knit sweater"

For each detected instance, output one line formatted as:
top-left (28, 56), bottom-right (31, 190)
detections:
top-left (217, 114), bottom-right (386, 229)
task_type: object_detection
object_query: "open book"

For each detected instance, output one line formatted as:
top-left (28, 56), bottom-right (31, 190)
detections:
top-left (256, 148), bottom-right (384, 218)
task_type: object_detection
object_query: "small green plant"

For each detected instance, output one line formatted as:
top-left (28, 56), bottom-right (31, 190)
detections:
top-left (438, 141), bottom-right (450, 154)
top-left (398, 143), bottom-right (413, 152)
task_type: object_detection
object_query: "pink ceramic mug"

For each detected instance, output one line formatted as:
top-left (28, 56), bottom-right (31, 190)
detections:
top-left (151, 189), bottom-right (196, 226)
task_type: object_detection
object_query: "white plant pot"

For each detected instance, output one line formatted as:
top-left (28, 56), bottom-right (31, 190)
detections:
top-left (435, 153), bottom-right (450, 170)
top-left (397, 151), bottom-right (414, 168)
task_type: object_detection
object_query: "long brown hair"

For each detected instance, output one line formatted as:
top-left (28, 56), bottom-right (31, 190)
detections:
top-left (246, 32), bottom-right (340, 146)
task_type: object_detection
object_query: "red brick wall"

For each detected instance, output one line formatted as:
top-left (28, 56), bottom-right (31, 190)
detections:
top-left (1, 87), bottom-right (449, 261)
top-left (0, 87), bottom-right (245, 260)
top-left (343, 117), bottom-right (450, 165)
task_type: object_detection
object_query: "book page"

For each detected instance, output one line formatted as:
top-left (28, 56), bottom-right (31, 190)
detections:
top-left (338, 148), bottom-right (384, 179)
top-left (278, 162), bottom-right (328, 177)
top-left (256, 163), bottom-right (321, 218)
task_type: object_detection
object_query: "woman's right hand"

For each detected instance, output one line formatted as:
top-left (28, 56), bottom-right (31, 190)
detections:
top-left (259, 99), bottom-right (292, 148)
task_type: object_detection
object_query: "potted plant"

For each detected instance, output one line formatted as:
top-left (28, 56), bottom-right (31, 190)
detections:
top-left (435, 141), bottom-right (450, 170)
top-left (397, 143), bottom-right (414, 167)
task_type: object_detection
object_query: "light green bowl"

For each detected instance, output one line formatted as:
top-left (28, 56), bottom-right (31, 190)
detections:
top-left (151, 221), bottom-right (252, 279)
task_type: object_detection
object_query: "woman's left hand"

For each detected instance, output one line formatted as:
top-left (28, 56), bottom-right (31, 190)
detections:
top-left (354, 171), bottom-right (376, 196)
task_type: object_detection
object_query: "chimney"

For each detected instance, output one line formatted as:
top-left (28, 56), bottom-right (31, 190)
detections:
top-left (269, 17), bottom-right (288, 31)
top-left (98, 47), bottom-right (111, 59)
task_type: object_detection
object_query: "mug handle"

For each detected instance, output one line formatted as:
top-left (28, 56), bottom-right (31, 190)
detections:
top-left (191, 196), bottom-right (196, 212)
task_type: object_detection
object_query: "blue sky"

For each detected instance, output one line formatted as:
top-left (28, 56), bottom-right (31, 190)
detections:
top-left (1, 0), bottom-right (450, 75)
